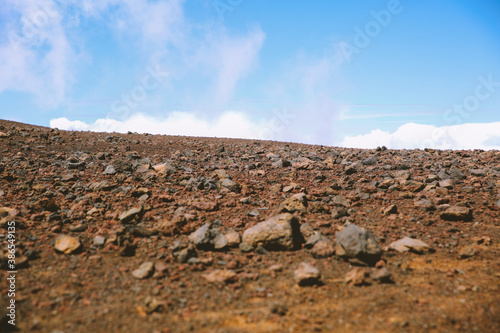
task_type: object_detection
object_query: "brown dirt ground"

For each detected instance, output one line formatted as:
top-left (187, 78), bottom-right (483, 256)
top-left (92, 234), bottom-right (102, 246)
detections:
top-left (0, 119), bottom-right (499, 333)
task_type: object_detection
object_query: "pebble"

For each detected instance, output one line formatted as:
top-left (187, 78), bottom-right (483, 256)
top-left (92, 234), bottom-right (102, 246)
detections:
top-left (294, 262), bottom-right (322, 286)
top-left (242, 213), bottom-right (303, 250)
top-left (54, 235), bottom-right (81, 254)
top-left (132, 262), bottom-right (155, 279)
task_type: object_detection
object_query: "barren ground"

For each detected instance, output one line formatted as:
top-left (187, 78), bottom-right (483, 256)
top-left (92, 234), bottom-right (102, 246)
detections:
top-left (0, 119), bottom-right (499, 333)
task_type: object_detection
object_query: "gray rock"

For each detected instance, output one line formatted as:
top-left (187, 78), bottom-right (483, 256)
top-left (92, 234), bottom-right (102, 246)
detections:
top-left (132, 262), bottom-right (154, 279)
top-left (171, 241), bottom-right (197, 263)
top-left (335, 224), bottom-right (382, 265)
top-left (242, 213), bottom-right (303, 251)
top-left (469, 169), bottom-right (487, 177)
top-left (362, 156), bottom-right (378, 166)
top-left (111, 159), bottom-right (133, 173)
top-left (294, 262), bottom-right (322, 286)
top-left (188, 220), bottom-right (227, 250)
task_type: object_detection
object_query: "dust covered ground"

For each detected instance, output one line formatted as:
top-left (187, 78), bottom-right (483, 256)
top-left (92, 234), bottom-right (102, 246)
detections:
top-left (0, 119), bottom-right (499, 332)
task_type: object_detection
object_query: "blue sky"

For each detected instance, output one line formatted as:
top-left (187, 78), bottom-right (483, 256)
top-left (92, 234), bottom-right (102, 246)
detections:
top-left (1, 0), bottom-right (499, 149)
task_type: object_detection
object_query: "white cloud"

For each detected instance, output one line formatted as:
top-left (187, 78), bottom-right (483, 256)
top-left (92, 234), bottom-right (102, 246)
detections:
top-left (0, 0), bottom-right (73, 107)
top-left (341, 122), bottom-right (500, 150)
top-left (50, 111), bottom-right (273, 140)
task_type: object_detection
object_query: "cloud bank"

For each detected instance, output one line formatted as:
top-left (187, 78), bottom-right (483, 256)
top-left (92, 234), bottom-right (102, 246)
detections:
top-left (50, 112), bottom-right (271, 140)
top-left (341, 122), bottom-right (500, 150)
top-left (51, 113), bottom-right (500, 150)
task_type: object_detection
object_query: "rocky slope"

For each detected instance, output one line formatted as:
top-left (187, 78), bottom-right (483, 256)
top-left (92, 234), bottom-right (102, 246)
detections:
top-left (0, 119), bottom-right (499, 332)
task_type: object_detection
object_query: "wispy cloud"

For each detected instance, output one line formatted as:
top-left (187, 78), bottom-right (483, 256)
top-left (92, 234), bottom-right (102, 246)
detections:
top-left (0, 0), bottom-right (73, 107)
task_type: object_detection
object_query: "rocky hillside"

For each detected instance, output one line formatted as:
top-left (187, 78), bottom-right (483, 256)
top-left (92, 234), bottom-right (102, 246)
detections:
top-left (0, 119), bottom-right (499, 332)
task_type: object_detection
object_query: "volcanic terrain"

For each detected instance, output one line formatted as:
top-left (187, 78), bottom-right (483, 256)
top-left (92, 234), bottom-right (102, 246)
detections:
top-left (0, 119), bottom-right (499, 332)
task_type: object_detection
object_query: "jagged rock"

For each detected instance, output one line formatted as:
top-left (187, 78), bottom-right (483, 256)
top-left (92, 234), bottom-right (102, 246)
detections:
top-left (171, 240), bottom-right (197, 263)
top-left (188, 220), bottom-right (227, 250)
top-left (335, 224), bottom-right (382, 265)
top-left (278, 193), bottom-right (307, 213)
top-left (242, 213), bottom-right (303, 251)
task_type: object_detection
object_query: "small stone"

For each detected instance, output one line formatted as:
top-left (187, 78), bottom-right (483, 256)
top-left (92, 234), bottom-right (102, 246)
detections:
top-left (459, 246), bottom-right (478, 259)
top-left (439, 179), bottom-right (454, 189)
top-left (132, 262), bottom-right (154, 279)
top-left (440, 206), bottom-right (473, 222)
top-left (119, 207), bottom-right (143, 224)
top-left (219, 178), bottom-right (241, 192)
top-left (242, 213), bottom-right (303, 251)
top-left (345, 267), bottom-right (391, 286)
top-left (311, 240), bottom-right (335, 258)
top-left (414, 199), bottom-right (436, 211)
top-left (202, 269), bottom-right (237, 283)
top-left (171, 241), bottom-right (197, 263)
top-left (383, 204), bottom-right (398, 215)
top-left (345, 267), bottom-right (371, 286)
top-left (102, 165), bottom-right (116, 175)
top-left (278, 193), bottom-right (307, 213)
top-left (344, 166), bottom-right (357, 175)
top-left (188, 221), bottom-right (227, 250)
top-left (93, 235), bottom-right (106, 246)
top-left (389, 237), bottom-right (431, 254)
top-left (54, 235), bottom-right (81, 254)
top-left (224, 229), bottom-right (240, 247)
top-left (294, 262), bottom-right (321, 286)
top-left (239, 242), bottom-right (253, 253)
top-left (335, 224), bottom-right (382, 265)
top-left (331, 206), bottom-right (348, 219)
